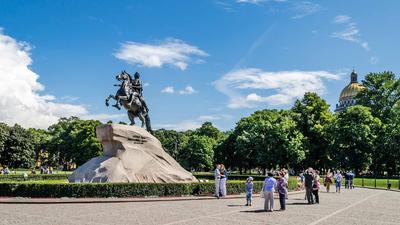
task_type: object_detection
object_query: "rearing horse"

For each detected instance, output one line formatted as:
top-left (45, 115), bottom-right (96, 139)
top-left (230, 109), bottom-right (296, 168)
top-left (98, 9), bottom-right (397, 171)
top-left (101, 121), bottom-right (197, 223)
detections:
top-left (105, 71), bottom-right (152, 133)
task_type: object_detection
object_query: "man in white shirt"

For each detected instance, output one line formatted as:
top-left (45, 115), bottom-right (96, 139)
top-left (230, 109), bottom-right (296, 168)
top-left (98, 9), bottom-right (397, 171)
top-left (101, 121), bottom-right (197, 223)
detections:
top-left (214, 164), bottom-right (221, 198)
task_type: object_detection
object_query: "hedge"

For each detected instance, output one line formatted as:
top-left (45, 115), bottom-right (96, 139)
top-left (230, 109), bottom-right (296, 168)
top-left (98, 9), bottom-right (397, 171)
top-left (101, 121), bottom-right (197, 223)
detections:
top-left (0, 174), bottom-right (69, 182)
top-left (194, 173), bottom-right (267, 181)
top-left (0, 181), bottom-right (267, 198)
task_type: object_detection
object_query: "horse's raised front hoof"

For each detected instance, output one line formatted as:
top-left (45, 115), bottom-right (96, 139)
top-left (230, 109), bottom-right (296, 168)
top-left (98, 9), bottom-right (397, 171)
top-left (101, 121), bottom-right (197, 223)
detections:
top-left (112, 104), bottom-right (121, 110)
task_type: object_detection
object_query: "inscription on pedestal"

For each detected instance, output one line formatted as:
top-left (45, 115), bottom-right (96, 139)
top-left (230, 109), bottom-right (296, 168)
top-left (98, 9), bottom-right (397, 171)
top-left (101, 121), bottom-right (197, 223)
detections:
top-left (128, 135), bottom-right (147, 144)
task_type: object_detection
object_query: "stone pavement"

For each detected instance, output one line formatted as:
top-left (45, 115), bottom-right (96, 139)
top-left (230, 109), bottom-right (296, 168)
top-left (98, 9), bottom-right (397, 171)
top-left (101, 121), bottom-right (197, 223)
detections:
top-left (0, 188), bottom-right (399, 225)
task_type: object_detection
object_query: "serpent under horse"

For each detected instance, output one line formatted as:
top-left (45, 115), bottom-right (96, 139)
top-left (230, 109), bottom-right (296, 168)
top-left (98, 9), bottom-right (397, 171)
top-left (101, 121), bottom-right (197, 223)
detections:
top-left (105, 71), bottom-right (152, 133)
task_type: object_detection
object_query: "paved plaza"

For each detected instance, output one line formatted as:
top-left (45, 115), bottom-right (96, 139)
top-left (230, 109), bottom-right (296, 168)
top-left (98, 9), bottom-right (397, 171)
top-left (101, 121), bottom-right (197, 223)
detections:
top-left (0, 188), bottom-right (399, 225)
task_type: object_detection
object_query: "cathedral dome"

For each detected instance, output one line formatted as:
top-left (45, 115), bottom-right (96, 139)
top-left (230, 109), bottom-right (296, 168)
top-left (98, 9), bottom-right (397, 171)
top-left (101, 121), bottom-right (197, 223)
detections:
top-left (335, 70), bottom-right (364, 113)
top-left (339, 82), bottom-right (364, 101)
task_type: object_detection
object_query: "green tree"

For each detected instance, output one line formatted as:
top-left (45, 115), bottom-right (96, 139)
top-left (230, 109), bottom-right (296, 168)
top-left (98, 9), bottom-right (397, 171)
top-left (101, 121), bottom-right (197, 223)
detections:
top-left (28, 128), bottom-right (52, 165)
top-left (179, 134), bottom-right (215, 171)
top-left (356, 71), bottom-right (400, 123)
top-left (153, 129), bottom-right (181, 159)
top-left (4, 124), bottom-right (35, 168)
top-left (195, 122), bottom-right (224, 140)
top-left (292, 92), bottom-right (334, 169)
top-left (48, 117), bottom-right (102, 167)
top-left (218, 110), bottom-right (305, 173)
top-left (355, 72), bottom-right (400, 175)
top-left (329, 106), bottom-right (381, 174)
top-left (0, 123), bottom-right (10, 166)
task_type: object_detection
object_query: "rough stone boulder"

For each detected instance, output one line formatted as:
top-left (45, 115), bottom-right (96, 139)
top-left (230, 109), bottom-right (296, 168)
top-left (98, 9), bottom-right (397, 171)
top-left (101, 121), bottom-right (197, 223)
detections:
top-left (68, 124), bottom-right (197, 183)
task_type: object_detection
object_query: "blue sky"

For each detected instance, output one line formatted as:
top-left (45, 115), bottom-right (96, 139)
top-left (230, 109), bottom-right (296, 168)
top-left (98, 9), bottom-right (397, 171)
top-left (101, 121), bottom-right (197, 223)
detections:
top-left (0, 0), bottom-right (399, 131)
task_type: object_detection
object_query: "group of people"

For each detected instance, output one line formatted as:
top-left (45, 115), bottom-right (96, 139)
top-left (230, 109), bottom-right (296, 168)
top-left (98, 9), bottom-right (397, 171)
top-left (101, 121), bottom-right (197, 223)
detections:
top-left (214, 165), bottom-right (354, 212)
top-left (302, 168), bottom-right (321, 204)
top-left (245, 169), bottom-right (289, 212)
top-left (0, 166), bottom-right (55, 175)
top-left (38, 166), bottom-right (54, 174)
top-left (214, 164), bottom-right (229, 198)
top-left (323, 169), bottom-right (355, 193)
top-left (0, 166), bottom-right (10, 175)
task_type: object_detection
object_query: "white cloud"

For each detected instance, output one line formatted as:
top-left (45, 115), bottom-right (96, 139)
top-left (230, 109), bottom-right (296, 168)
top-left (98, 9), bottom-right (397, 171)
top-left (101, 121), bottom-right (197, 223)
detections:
top-left (179, 85), bottom-right (198, 95)
top-left (236, 0), bottom-right (265, 4)
top-left (114, 38), bottom-right (208, 70)
top-left (361, 42), bottom-right (370, 51)
top-left (213, 68), bottom-right (340, 108)
top-left (153, 121), bottom-right (202, 131)
top-left (60, 95), bottom-right (79, 102)
top-left (0, 29), bottom-right (88, 129)
top-left (331, 15), bottom-right (370, 51)
top-left (291, 1), bottom-right (321, 19)
top-left (333, 15), bottom-right (351, 24)
top-left (332, 22), bottom-right (359, 43)
top-left (196, 114), bottom-right (232, 121)
top-left (370, 56), bottom-right (379, 64)
top-left (154, 114), bottom-right (231, 131)
top-left (161, 86), bottom-right (175, 94)
top-left (81, 113), bottom-right (126, 122)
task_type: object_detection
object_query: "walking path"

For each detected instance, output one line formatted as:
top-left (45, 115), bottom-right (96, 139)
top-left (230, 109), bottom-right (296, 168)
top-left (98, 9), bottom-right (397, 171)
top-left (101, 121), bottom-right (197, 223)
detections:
top-left (0, 188), bottom-right (399, 225)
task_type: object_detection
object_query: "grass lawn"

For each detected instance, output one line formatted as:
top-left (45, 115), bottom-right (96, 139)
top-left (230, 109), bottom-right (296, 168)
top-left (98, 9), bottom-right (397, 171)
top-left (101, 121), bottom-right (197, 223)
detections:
top-left (353, 178), bottom-right (399, 189)
top-left (0, 179), bottom-right (69, 184)
top-left (9, 169), bottom-right (72, 175)
top-left (321, 177), bottom-right (400, 190)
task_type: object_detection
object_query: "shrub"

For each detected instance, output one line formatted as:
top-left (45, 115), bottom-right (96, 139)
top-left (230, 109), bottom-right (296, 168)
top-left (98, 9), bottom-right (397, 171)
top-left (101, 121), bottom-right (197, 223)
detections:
top-left (0, 178), bottom-right (301, 198)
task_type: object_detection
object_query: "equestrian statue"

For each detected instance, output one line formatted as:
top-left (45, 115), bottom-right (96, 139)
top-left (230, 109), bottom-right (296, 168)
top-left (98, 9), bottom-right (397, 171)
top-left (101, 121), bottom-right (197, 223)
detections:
top-left (105, 71), bottom-right (152, 133)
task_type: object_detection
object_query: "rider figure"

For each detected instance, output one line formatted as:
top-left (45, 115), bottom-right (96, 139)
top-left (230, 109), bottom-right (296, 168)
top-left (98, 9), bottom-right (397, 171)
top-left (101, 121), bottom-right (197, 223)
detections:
top-left (130, 72), bottom-right (149, 113)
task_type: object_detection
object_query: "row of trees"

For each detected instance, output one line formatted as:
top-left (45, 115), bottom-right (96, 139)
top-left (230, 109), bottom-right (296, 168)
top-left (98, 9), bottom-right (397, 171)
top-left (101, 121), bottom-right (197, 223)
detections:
top-left (158, 72), bottom-right (400, 175)
top-left (0, 72), bottom-right (399, 175)
top-left (0, 118), bottom-right (102, 169)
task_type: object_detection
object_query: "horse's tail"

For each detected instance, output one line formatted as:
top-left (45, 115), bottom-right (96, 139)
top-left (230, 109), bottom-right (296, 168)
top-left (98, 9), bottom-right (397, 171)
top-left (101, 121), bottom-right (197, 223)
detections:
top-left (145, 114), bottom-right (153, 134)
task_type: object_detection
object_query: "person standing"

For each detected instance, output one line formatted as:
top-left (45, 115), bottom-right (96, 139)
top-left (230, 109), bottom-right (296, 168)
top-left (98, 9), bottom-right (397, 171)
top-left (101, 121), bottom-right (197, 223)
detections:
top-left (277, 172), bottom-right (288, 210)
top-left (262, 172), bottom-right (277, 212)
top-left (324, 170), bottom-right (333, 193)
top-left (219, 164), bottom-right (227, 197)
top-left (304, 168), bottom-right (314, 204)
top-left (214, 164), bottom-right (221, 198)
top-left (282, 168), bottom-right (289, 199)
top-left (344, 172), bottom-right (350, 189)
top-left (335, 171), bottom-right (342, 193)
top-left (349, 172), bottom-right (355, 189)
top-left (313, 171), bottom-right (320, 204)
top-left (245, 177), bottom-right (254, 206)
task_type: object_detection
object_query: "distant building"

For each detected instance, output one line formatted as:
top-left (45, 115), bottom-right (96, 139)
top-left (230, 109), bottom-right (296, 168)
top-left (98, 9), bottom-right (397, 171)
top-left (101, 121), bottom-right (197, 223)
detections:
top-left (335, 70), bottom-right (364, 113)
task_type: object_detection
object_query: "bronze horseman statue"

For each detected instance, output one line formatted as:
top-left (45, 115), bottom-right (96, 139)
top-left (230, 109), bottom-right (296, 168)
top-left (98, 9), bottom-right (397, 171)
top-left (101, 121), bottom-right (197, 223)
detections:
top-left (105, 71), bottom-right (152, 133)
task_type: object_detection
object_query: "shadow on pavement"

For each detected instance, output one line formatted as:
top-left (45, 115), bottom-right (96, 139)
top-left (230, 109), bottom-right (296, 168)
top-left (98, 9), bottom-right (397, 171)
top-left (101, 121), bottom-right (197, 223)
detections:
top-left (240, 209), bottom-right (267, 213)
top-left (286, 202), bottom-right (311, 205)
top-left (227, 204), bottom-right (246, 207)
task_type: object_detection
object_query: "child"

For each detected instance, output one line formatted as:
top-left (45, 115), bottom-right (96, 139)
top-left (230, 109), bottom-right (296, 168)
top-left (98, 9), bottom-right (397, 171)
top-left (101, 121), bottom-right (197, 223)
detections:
top-left (245, 177), bottom-right (254, 206)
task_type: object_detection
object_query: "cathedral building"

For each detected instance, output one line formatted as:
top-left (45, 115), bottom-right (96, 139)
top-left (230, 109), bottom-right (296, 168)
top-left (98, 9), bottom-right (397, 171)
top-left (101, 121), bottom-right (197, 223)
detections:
top-left (335, 70), bottom-right (364, 113)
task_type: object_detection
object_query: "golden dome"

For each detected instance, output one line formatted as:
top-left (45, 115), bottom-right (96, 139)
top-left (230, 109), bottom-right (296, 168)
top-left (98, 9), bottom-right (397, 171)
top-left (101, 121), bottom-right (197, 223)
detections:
top-left (339, 82), bottom-right (364, 101)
